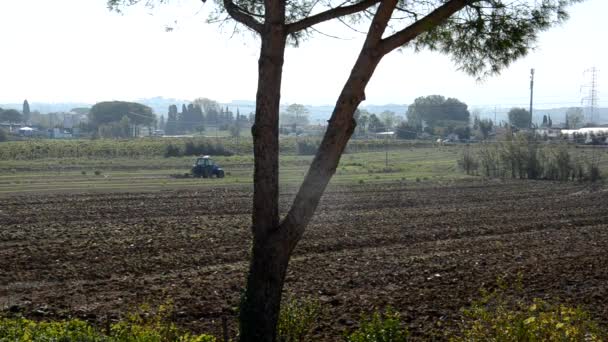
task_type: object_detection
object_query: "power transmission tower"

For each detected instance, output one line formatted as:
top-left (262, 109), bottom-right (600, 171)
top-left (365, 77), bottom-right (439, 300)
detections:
top-left (581, 67), bottom-right (599, 124)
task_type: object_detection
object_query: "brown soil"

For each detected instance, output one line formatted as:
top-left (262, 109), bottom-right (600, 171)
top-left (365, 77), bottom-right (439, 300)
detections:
top-left (1, 180), bottom-right (607, 340)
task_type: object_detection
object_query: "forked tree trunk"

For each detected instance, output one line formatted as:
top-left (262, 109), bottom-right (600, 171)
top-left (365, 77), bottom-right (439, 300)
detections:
top-left (240, 2), bottom-right (396, 341)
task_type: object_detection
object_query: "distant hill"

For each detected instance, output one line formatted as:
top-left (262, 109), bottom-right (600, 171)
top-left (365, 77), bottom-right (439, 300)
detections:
top-left (0, 102), bottom-right (91, 113)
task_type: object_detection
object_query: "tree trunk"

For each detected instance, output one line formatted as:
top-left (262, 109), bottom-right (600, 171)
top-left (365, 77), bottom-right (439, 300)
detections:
top-left (240, 229), bottom-right (291, 342)
top-left (240, 2), bottom-right (396, 340)
top-left (239, 16), bottom-right (288, 342)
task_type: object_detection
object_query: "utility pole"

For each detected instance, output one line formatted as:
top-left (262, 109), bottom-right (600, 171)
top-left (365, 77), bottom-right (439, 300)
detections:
top-left (385, 133), bottom-right (388, 168)
top-left (529, 68), bottom-right (535, 130)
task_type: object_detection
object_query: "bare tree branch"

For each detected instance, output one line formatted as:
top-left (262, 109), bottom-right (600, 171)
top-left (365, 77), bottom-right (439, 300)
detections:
top-left (286, 0), bottom-right (379, 34)
top-left (379, 0), bottom-right (471, 54)
top-left (223, 0), bottom-right (264, 33)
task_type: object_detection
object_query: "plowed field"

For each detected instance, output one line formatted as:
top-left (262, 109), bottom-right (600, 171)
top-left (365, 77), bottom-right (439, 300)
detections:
top-left (1, 180), bottom-right (607, 340)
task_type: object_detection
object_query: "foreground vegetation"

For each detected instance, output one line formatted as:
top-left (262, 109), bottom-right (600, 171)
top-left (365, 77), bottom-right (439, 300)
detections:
top-left (3, 291), bottom-right (605, 342)
top-left (0, 303), bottom-right (216, 342)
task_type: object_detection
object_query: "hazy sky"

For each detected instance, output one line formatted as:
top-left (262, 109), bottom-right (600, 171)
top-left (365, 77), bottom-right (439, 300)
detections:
top-left (1, 0), bottom-right (606, 109)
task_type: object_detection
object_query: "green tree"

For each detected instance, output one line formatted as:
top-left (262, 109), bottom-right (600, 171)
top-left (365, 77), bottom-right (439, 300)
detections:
top-left (194, 98), bottom-right (221, 129)
top-left (110, 0), bottom-right (585, 340)
top-left (22, 100), bottom-right (31, 123)
top-left (89, 101), bottom-right (154, 127)
top-left (281, 104), bottom-right (309, 132)
top-left (565, 107), bottom-right (583, 129)
top-left (406, 95), bottom-right (470, 131)
top-left (354, 109), bottom-right (370, 136)
top-left (368, 113), bottom-right (385, 132)
top-left (380, 110), bottom-right (397, 130)
top-left (0, 109), bottom-right (22, 124)
top-left (508, 107), bottom-right (531, 129)
top-left (98, 115), bottom-right (132, 138)
top-left (165, 105), bottom-right (178, 135)
top-left (395, 121), bottom-right (417, 139)
top-left (478, 118), bottom-right (494, 140)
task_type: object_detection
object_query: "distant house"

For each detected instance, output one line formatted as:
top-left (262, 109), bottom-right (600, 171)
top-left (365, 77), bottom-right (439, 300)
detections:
top-left (18, 126), bottom-right (35, 136)
top-left (561, 127), bottom-right (608, 136)
top-left (375, 131), bottom-right (395, 138)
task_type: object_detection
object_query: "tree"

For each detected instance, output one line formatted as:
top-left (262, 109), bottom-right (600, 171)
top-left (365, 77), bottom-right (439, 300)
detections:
top-left (89, 101), bottom-right (154, 127)
top-left (367, 113), bottom-right (385, 132)
top-left (98, 115), bottom-right (132, 138)
top-left (354, 109), bottom-right (370, 136)
top-left (406, 95), bottom-right (470, 132)
top-left (0, 128), bottom-right (7, 142)
top-left (508, 107), bottom-right (531, 129)
top-left (110, 0), bottom-right (585, 340)
top-left (194, 98), bottom-right (221, 128)
top-left (281, 103), bottom-right (309, 132)
top-left (179, 103), bottom-right (205, 133)
top-left (23, 100), bottom-right (31, 123)
top-left (166, 105), bottom-right (178, 135)
top-left (478, 119), bottom-right (494, 140)
top-left (380, 110), bottom-right (397, 130)
top-left (566, 107), bottom-right (583, 129)
top-left (0, 109), bottom-right (22, 124)
top-left (542, 114), bottom-right (548, 127)
top-left (159, 115), bottom-right (166, 131)
top-left (395, 121), bottom-right (417, 139)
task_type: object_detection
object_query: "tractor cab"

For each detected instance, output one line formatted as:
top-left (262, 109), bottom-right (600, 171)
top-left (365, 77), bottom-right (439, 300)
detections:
top-left (195, 156), bottom-right (214, 167)
top-left (191, 155), bottom-right (225, 178)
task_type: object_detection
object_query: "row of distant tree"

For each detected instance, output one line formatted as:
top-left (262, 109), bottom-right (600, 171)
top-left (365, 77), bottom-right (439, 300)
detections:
top-left (1, 96), bottom-right (593, 140)
top-left (161, 98), bottom-right (252, 136)
top-left (351, 95), bottom-right (592, 141)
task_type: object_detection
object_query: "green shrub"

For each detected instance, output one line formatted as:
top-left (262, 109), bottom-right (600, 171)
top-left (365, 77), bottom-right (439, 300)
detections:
top-left (165, 144), bottom-right (182, 157)
top-left (345, 308), bottom-right (409, 342)
top-left (277, 297), bottom-right (321, 342)
top-left (0, 317), bottom-right (104, 341)
top-left (458, 148), bottom-right (479, 175)
top-left (0, 302), bottom-right (216, 342)
top-left (453, 277), bottom-right (606, 342)
top-left (296, 140), bottom-right (320, 156)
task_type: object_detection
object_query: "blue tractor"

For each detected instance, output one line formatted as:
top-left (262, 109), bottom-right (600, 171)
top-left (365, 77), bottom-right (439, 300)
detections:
top-left (191, 155), bottom-right (225, 178)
